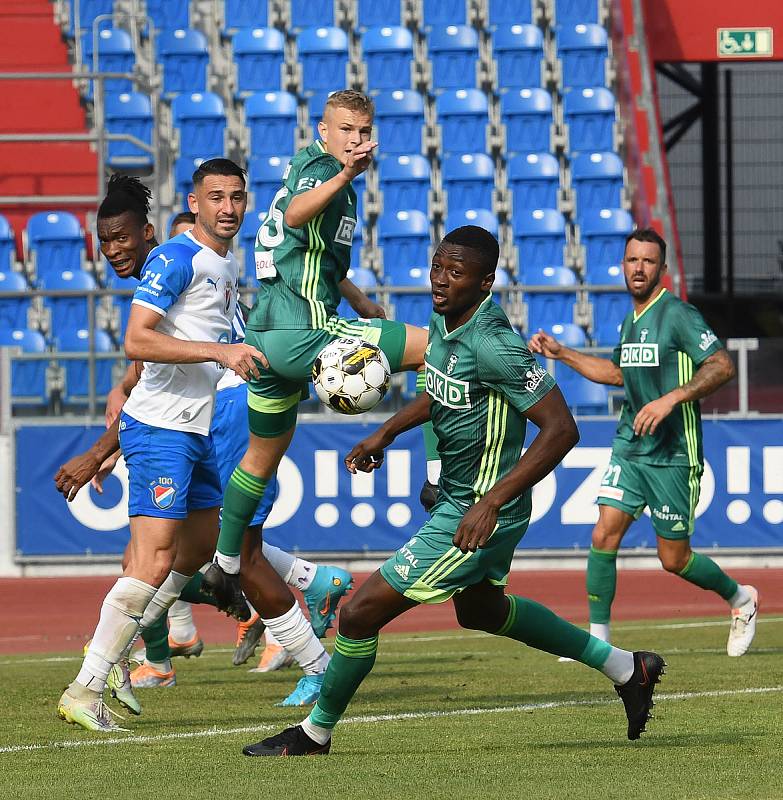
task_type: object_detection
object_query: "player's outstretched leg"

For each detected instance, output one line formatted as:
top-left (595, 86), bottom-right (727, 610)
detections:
top-left (614, 651), bottom-right (667, 739)
top-left (302, 565), bottom-right (353, 639)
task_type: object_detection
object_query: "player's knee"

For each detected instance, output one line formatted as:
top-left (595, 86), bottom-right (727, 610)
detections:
top-left (337, 596), bottom-right (379, 639)
top-left (591, 525), bottom-right (620, 551)
top-left (660, 549), bottom-right (690, 573)
top-left (454, 603), bottom-right (493, 632)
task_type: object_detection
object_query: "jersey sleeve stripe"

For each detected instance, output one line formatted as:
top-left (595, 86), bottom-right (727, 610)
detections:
top-left (678, 351), bottom-right (699, 467)
top-left (131, 298), bottom-right (166, 316)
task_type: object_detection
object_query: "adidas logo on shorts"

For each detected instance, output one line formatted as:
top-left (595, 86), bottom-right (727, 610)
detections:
top-left (394, 564), bottom-right (410, 581)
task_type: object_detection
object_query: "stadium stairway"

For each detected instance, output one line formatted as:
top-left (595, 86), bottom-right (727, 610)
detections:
top-left (0, 0), bottom-right (97, 255)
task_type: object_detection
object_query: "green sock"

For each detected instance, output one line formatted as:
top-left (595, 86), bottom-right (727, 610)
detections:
top-left (586, 546), bottom-right (617, 624)
top-left (678, 552), bottom-right (738, 601)
top-left (308, 634), bottom-right (379, 730)
top-left (416, 370), bottom-right (440, 467)
top-left (496, 595), bottom-right (611, 668)
top-left (217, 466), bottom-right (268, 557)
top-left (179, 572), bottom-right (218, 608)
top-left (141, 613), bottom-right (170, 663)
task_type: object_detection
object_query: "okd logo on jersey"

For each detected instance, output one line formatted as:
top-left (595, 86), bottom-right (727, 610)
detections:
top-left (149, 477), bottom-right (178, 510)
top-left (620, 343), bottom-right (659, 367)
top-left (425, 363), bottom-right (471, 409)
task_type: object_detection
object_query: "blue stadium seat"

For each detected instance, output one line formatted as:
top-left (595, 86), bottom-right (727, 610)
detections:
top-left (306, 91), bottom-right (333, 141)
top-left (554, 0), bottom-right (599, 25)
top-left (57, 328), bottom-right (114, 405)
top-left (548, 321), bottom-right (587, 347)
top-left (291, 0), bottom-right (336, 28)
top-left (41, 269), bottom-right (98, 334)
top-left (172, 92), bottom-right (227, 159)
top-left (0, 271), bottom-right (30, 329)
top-left (249, 155), bottom-right (289, 215)
top-left (173, 155), bottom-right (221, 207)
top-left (0, 327), bottom-right (48, 406)
top-left (379, 154), bottom-right (431, 215)
top-left (105, 92), bottom-right (154, 169)
top-left (508, 152), bottom-right (560, 214)
top-left (556, 367), bottom-right (609, 414)
top-left (564, 87), bottom-right (616, 153)
top-left (81, 28), bottom-right (134, 99)
top-left (353, 171), bottom-right (367, 222)
top-left (349, 217), bottom-right (365, 269)
top-left (225, 0), bottom-right (268, 31)
top-left (524, 266), bottom-right (577, 333)
top-left (336, 265), bottom-right (378, 317)
top-left (585, 261), bottom-right (624, 285)
top-left (106, 272), bottom-right (138, 335)
top-left (239, 210), bottom-right (267, 285)
top-left (358, 0), bottom-right (403, 28)
top-left (297, 27), bottom-right (349, 92)
top-left (25, 211), bottom-right (85, 279)
top-left (363, 26), bottom-right (414, 91)
top-left (556, 24), bottom-right (608, 89)
top-left (428, 25), bottom-right (479, 89)
top-left (387, 265), bottom-right (432, 328)
top-left (500, 88), bottom-right (553, 153)
top-left (378, 210), bottom-right (430, 276)
top-left (442, 153), bottom-right (495, 213)
top-left (580, 208), bottom-right (633, 269)
top-left (423, 0), bottom-right (468, 27)
top-left (491, 265), bottom-right (512, 306)
top-left (445, 208), bottom-right (499, 237)
top-left (436, 89), bottom-right (489, 155)
top-left (488, 0), bottom-right (533, 26)
top-left (0, 214), bottom-right (15, 272)
top-left (146, 0), bottom-right (190, 31)
top-left (157, 29), bottom-right (208, 97)
top-left (514, 209), bottom-right (567, 272)
top-left (232, 28), bottom-right (285, 97)
top-left (246, 91), bottom-right (298, 156)
top-left (493, 25), bottom-right (544, 89)
top-left (590, 290), bottom-right (631, 345)
top-left (67, 0), bottom-right (112, 36)
top-left (571, 151), bottom-right (624, 216)
top-left (374, 90), bottom-right (425, 155)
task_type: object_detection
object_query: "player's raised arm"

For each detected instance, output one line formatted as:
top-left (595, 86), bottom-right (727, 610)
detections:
top-left (528, 329), bottom-right (624, 386)
top-left (345, 392), bottom-right (431, 473)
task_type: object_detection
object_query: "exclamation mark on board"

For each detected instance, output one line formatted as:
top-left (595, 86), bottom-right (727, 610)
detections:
top-left (350, 460), bottom-right (375, 528)
top-left (725, 446), bottom-right (751, 524)
top-left (763, 447), bottom-right (783, 524)
top-left (314, 450), bottom-right (340, 528)
top-left (386, 450), bottom-right (412, 528)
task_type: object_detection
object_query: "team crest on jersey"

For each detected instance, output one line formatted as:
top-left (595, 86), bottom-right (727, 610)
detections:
top-left (335, 216), bottom-right (356, 246)
top-left (446, 353), bottom-right (459, 375)
top-left (640, 328), bottom-right (649, 343)
top-left (149, 478), bottom-right (178, 510)
top-left (224, 283), bottom-right (232, 314)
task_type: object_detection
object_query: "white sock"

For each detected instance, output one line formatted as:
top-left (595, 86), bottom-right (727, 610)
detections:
top-left (75, 577), bottom-right (157, 693)
top-left (139, 571), bottom-right (192, 630)
top-left (599, 646), bottom-right (635, 685)
top-left (146, 658), bottom-right (172, 673)
top-left (590, 622), bottom-right (610, 642)
top-left (247, 601), bottom-right (258, 617)
top-left (261, 542), bottom-right (315, 590)
top-left (301, 716), bottom-right (332, 745)
top-left (168, 600), bottom-right (197, 642)
top-left (265, 627), bottom-right (281, 647)
top-left (215, 552), bottom-right (241, 574)
top-left (260, 602), bottom-right (330, 675)
top-left (729, 585), bottom-right (752, 609)
top-left (426, 460), bottom-right (441, 484)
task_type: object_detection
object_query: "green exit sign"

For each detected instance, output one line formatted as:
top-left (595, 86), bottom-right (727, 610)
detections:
top-left (717, 28), bottom-right (773, 57)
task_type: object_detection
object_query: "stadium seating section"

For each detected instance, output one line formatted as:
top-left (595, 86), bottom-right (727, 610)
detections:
top-left (0, 0), bottom-right (631, 415)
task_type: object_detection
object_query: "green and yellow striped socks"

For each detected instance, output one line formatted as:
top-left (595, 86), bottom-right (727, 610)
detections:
top-left (307, 633), bottom-right (379, 730)
top-left (217, 466), bottom-right (268, 563)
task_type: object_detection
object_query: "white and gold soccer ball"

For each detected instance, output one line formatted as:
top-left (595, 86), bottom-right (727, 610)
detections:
top-left (312, 337), bottom-right (391, 415)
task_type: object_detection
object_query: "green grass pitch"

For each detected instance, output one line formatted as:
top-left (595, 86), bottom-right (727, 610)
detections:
top-left (1, 616), bottom-right (781, 800)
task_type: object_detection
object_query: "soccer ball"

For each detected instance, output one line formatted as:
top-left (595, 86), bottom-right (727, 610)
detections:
top-left (312, 337), bottom-right (391, 415)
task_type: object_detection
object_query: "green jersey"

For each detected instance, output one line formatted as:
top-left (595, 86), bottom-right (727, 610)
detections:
top-left (247, 141), bottom-right (357, 331)
top-left (611, 288), bottom-right (723, 466)
top-left (424, 296), bottom-right (555, 523)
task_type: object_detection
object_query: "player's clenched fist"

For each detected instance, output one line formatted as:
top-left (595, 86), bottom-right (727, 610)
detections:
top-left (344, 430), bottom-right (391, 474)
top-left (216, 342), bottom-right (268, 381)
top-left (55, 452), bottom-right (102, 501)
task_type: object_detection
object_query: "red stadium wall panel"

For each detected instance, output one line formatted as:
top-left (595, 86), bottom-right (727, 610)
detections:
top-left (0, 0), bottom-right (97, 254)
top-left (641, 0), bottom-right (782, 63)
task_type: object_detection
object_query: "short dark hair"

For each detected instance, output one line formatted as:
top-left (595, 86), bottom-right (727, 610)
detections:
top-left (442, 225), bottom-right (499, 275)
top-left (192, 158), bottom-right (247, 188)
top-left (97, 174), bottom-right (151, 226)
top-left (625, 227), bottom-right (667, 264)
top-left (169, 211), bottom-right (195, 230)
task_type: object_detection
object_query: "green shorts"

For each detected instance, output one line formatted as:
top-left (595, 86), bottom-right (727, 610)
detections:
top-left (244, 316), bottom-right (408, 436)
top-left (596, 453), bottom-right (703, 539)
top-left (380, 500), bottom-right (530, 604)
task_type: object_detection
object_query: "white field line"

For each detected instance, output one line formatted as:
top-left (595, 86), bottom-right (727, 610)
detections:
top-left (0, 685), bottom-right (781, 756)
top-left (2, 615), bottom-right (782, 667)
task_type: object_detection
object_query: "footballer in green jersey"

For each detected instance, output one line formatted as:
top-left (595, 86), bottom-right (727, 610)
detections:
top-left (529, 228), bottom-right (759, 658)
top-left (244, 226), bottom-right (667, 758)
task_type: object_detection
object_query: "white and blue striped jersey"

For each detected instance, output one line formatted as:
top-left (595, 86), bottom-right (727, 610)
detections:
top-left (123, 230), bottom-right (240, 435)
